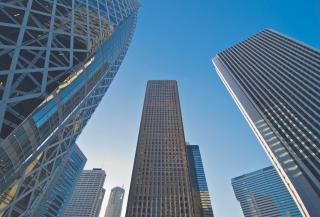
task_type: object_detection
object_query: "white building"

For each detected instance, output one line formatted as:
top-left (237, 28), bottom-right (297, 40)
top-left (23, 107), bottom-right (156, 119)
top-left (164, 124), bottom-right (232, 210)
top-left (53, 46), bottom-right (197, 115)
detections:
top-left (63, 168), bottom-right (106, 217)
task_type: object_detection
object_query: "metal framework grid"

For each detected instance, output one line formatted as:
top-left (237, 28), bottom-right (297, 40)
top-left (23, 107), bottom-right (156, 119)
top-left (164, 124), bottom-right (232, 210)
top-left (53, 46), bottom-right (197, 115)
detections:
top-left (0, 0), bottom-right (138, 216)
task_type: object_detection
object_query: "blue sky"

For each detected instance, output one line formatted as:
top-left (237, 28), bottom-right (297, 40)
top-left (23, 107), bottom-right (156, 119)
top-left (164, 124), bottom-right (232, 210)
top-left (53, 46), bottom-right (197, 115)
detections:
top-left (78, 0), bottom-right (320, 216)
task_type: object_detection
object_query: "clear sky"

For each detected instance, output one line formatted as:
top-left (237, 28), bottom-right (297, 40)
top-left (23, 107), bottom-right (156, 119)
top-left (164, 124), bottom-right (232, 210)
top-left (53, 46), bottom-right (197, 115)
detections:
top-left (77, 0), bottom-right (320, 216)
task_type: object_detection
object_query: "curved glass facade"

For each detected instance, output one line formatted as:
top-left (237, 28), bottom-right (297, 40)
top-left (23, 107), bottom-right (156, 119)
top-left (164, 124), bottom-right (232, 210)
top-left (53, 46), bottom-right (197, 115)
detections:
top-left (0, 0), bottom-right (139, 216)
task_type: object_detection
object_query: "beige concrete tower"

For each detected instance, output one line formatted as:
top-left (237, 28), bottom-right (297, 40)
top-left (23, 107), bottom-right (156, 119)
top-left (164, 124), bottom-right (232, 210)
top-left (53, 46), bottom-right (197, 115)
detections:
top-left (125, 80), bottom-right (195, 217)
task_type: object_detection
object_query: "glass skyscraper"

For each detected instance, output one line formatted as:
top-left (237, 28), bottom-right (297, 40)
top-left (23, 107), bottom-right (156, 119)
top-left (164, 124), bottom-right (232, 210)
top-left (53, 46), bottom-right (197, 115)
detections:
top-left (36, 144), bottom-right (87, 217)
top-left (104, 186), bottom-right (125, 217)
top-left (213, 29), bottom-right (320, 216)
top-left (0, 0), bottom-right (139, 216)
top-left (187, 145), bottom-right (214, 217)
top-left (0, 142), bottom-right (87, 217)
top-left (63, 168), bottom-right (106, 217)
top-left (125, 80), bottom-right (195, 217)
top-left (232, 166), bottom-right (302, 217)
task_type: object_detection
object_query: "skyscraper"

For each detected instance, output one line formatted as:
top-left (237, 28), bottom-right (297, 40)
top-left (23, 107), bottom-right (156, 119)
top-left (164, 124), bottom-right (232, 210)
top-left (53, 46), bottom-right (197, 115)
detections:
top-left (232, 166), bottom-right (303, 217)
top-left (63, 168), bottom-right (106, 217)
top-left (187, 145), bottom-right (214, 217)
top-left (126, 80), bottom-right (195, 217)
top-left (0, 1), bottom-right (139, 215)
top-left (104, 186), bottom-right (125, 217)
top-left (35, 145), bottom-right (87, 217)
top-left (212, 29), bottom-right (320, 216)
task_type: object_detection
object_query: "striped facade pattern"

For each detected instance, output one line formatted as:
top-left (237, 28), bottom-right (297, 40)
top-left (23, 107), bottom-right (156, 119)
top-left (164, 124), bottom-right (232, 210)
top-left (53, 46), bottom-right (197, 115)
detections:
top-left (63, 168), bottom-right (106, 217)
top-left (232, 166), bottom-right (302, 217)
top-left (213, 29), bottom-right (320, 217)
top-left (126, 80), bottom-right (195, 217)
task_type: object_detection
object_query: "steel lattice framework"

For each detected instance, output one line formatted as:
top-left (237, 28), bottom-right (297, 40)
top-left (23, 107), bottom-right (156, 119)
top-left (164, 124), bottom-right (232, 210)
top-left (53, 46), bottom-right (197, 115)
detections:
top-left (0, 0), bottom-right (139, 216)
top-left (0, 0), bottom-right (137, 140)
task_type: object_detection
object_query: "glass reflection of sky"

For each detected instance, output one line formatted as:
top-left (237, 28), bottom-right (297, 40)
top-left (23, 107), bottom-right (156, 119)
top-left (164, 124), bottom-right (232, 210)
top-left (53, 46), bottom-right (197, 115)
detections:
top-left (32, 15), bottom-right (133, 128)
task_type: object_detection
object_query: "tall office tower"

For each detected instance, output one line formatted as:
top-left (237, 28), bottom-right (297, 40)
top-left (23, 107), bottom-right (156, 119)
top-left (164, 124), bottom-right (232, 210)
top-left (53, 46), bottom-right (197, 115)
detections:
top-left (212, 29), bottom-right (320, 217)
top-left (187, 145), bottom-right (214, 217)
top-left (0, 0), bottom-right (139, 216)
top-left (232, 166), bottom-right (303, 217)
top-left (126, 80), bottom-right (195, 217)
top-left (63, 168), bottom-right (106, 217)
top-left (36, 144), bottom-right (87, 216)
top-left (104, 186), bottom-right (125, 217)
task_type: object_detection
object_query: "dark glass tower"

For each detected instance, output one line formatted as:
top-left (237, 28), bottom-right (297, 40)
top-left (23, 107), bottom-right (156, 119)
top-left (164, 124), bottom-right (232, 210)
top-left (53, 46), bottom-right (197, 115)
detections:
top-left (232, 166), bottom-right (302, 217)
top-left (126, 80), bottom-right (195, 217)
top-left (0, 1), bottom-right (139, 216)
top-left (213, 29), bottom-right (320, 217)
top-left (187, 145), bottom-right (214, 217)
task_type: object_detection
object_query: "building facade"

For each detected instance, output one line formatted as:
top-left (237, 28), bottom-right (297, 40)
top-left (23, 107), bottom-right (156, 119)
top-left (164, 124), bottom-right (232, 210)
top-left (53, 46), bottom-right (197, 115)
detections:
top-left (187, 145), bottom-right (214, 217)
top-left (213, 29), bottom-right (320, 217)
top-left (36, 144), bottom-right (87, 217)
top-left (0, 0), bottom-right (139, 216)
top-left (96, 188), bottom-right (106, 217)
top-left (104, 186), bottom-right (125, 217)
top-left (63, 168), bottom-right (106, 217)
top-left (125, 80), bottom-right (195, 217)
top-left (232, 166), bottom-right (303, 217)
